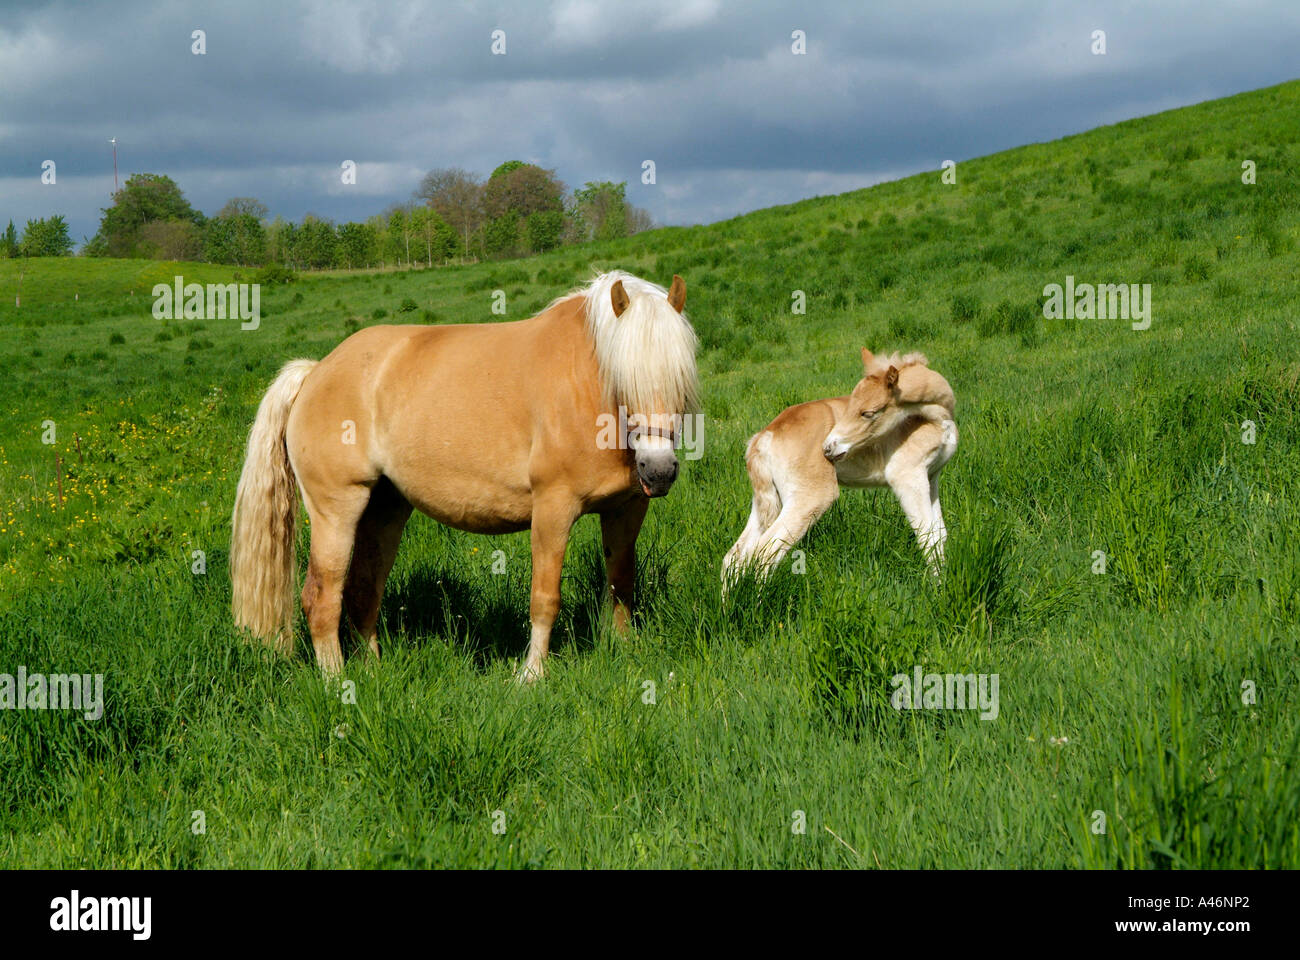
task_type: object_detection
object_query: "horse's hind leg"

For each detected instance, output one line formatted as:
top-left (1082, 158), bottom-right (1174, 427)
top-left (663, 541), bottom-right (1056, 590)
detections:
top-left (301, 485), bottom-right (372, 675)
top-left (344, 478), bottom-right (413, 659)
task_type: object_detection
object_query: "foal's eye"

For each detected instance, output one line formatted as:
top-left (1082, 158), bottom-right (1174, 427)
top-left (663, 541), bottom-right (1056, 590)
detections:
top-left (861, 408), bottom-right (878, 419)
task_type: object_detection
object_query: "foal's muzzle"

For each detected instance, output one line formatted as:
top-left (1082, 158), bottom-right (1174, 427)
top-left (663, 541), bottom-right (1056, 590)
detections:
top-left (823, 437), bottom-right (851, 462)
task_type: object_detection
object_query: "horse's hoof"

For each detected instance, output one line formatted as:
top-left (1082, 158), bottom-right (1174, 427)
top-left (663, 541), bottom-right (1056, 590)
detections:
top-left (318, 664), bottom-right (344, 684)
top-left (516, 662), bottom-right (545, 684)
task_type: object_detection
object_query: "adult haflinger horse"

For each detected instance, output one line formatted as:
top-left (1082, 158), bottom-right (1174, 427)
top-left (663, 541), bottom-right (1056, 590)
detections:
top-left (723, 348), bottom-right (957, 583)
top-left (230, 271), bottom-right (699, 681)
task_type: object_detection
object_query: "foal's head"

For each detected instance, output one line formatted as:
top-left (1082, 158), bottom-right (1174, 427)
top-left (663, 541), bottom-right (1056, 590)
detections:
top-left (606, 274), bottom-right (695, 498)
top-left (822, 348), bottom-right (914, 462)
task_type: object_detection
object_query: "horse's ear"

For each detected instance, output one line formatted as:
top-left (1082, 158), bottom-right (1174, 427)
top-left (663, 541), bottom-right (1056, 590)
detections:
top-left (667, 275), bottom-right (686, 313)
top-left (611, 279), bottom-right (630, 318)
top-left (884, 365), bottom-right (899, 390)
top-left (861, 347), bottom-right (874, 373)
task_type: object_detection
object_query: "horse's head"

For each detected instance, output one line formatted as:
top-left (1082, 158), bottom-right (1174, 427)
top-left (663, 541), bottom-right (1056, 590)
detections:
top-left (609, 275), bottom-right (692, 498)
top-left (823, 348), bottom-right (909, 462)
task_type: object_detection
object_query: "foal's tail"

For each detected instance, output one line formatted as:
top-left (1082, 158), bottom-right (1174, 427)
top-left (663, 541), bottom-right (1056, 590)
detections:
top-left (743, 431), bottom-right (783, 531)
top-left (230, 359), bottom-right (318, 654)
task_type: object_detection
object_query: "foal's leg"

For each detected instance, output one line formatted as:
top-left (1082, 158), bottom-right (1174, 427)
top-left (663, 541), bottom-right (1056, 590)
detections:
top-left (891, 469), bottom-right (942, 571)
top-left (519, 494), bottom-right (578, 683)
top-left (928, 474), bottom-right (948, 565)
top-left (600, 498), bottom-right (647, 634)
top-left (723, 497), bottom-right (767, 582)
top-left (344, 478), bottom-right (413, 659)
top-left (749, 470), bottom-right (839, 577)
top-left (301, 485), bottom-right (372, 675)
top-left (723, 438), bottom-right (783, 584)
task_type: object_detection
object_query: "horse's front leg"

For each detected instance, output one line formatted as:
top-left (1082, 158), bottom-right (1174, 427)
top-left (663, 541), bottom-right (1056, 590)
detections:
top-left (600, 497), bottom-right (648, 634)
top-left (519, 495), bottom-right (578, 683)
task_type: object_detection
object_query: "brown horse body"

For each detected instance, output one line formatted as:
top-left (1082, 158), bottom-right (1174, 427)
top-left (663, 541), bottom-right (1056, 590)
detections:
top-left (231, 272), bottom-right (697, 680)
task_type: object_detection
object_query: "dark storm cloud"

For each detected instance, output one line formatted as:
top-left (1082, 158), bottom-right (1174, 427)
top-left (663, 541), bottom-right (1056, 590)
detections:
top-left (1, 0), bottom-right (1296, 242)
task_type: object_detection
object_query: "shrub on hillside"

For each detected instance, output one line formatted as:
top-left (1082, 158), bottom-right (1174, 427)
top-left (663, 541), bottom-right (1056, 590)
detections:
top-left (254, 263), bottom-right (297, 285)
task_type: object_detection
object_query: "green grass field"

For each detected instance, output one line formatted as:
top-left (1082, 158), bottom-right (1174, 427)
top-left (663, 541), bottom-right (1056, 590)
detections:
top-left (2, 80), bottom-right (1298, 868)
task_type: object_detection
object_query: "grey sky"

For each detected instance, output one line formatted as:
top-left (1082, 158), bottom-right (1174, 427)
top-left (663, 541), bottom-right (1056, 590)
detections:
top-left (1, 0), bottom-right (1297, 244)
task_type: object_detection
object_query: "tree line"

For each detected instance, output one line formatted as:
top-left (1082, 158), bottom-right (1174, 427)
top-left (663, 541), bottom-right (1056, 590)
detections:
top-left (0, 162), bottom-right (653, 269)
top-left (1, 216), bottom-right (74, 258)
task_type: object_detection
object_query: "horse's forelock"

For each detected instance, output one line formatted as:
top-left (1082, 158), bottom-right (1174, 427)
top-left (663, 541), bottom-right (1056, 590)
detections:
top-left (578, 271), bottom-right (700, 416)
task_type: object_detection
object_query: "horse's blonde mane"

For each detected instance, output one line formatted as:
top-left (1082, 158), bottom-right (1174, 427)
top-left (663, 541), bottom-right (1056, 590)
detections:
top-left (552, 270), bottom-right (700, 416)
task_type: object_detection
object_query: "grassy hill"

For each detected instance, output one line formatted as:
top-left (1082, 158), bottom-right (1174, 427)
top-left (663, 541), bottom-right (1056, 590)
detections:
top-left (1, 79), bottom-right (1298, 868)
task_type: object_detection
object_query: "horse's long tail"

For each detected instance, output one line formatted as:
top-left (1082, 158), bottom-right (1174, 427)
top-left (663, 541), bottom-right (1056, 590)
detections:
top-left (230, 359), bottom-right (318, 654)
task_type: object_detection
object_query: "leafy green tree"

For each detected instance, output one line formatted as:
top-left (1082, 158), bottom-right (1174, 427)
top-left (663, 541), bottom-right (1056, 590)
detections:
top-left (365, 214), bottom-right (389, 267)
top-left (487, 160), bottom-right (527, 183)
top-left (386, 209), bottom-right (410, 266)
top-left (525, 209), bottom-right (564, 253)
top-left (204, 219), bottom-right (234, 263)
top-left (409, 206), bottom-right (457, 265)
top-left (204, 213), bottom-right (266, 265)
top-left (88, 173), bottom-right (202, 258)
top-left (484, 214), bottom-right (520, 257)
top-left (264, 216), bottom-right (294, 265)
top-left (414, 167), bottom-right (483, 256)
top-left (336, 221), bottom-right (377, 269)
top-left (18, 215), bottom-right (74, 257)
top-left (138, 219), bottom-right (203, 260)
top-left (293, 216), bottom-right (337, 269)
top-left (570, 181), bottom-right (629, 243)
top-left (1, 220), bottom-right (18, 258)
top-left (481, 161), bottom-right (566, 257)
top-left (483, 162), bottom-right (565, 221)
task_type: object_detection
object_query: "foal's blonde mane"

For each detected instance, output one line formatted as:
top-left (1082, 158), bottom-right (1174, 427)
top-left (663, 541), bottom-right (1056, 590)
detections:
top-left (553, 270), bottom-right (700, 416)
top-left (865, 350), bottom-right (956, 415)
top-left (866, 351), bottom-right (930, 375)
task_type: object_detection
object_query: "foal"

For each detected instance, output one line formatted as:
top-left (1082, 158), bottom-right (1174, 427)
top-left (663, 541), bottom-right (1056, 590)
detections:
top-left (722, 349), bottom-right (958, 582)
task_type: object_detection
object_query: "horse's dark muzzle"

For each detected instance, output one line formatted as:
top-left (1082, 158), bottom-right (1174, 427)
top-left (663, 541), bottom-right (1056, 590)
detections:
top-left (637, 458), bottom-right (678, 498)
